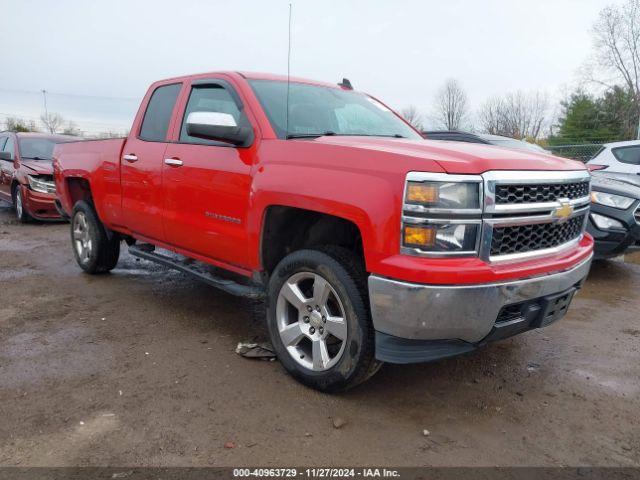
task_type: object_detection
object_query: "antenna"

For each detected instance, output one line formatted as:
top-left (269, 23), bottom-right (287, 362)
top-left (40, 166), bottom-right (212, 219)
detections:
top-left (338, 78), bottom-right (353, 90)
top-left (285, 3), bottom-right (292, 139)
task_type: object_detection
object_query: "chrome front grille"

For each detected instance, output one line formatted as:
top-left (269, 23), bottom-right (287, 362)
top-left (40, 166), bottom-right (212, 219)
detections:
top-left (495, 181), bottom-right (590, 204)
top-left (635, 205), bottom-right (640, 225)
top-left (481, 170), bottom-right (591, 262)
top-left (490, 214), bottom-right (587, 256)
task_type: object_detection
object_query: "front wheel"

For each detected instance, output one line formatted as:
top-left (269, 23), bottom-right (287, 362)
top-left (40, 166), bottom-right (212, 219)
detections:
top-left (266, 247), bottom-right (381, 392)
top-left (71, 201), bottom-right (120, 274)
top-left (13, 185), bottom-right (31, 223)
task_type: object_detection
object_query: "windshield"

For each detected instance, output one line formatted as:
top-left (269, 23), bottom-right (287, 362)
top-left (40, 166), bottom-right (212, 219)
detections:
top-left (487, 138), bottom-right (546, 153)
top-left (18, 138), bottom-right (73, 160)
top-left (248, 80), bottom-right (421, 140)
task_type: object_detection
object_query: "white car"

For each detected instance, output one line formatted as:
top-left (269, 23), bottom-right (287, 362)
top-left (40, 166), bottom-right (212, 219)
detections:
top-left (587, 140), bottom-right (640, 174)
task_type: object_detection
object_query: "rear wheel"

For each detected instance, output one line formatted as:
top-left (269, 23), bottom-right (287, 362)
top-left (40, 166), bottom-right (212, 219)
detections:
top-left (71, 201), bottom-right (120, 273)
top-left (266, 247), bottom-right (381, 392)
top-left (13, 185), bottom-right (31, 223)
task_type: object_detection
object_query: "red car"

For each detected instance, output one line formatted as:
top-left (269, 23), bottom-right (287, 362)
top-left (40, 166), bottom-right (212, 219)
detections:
top-left (54, 72), bottom-right (593, 391)
top-left (0, 132), bottom-right (77, 222)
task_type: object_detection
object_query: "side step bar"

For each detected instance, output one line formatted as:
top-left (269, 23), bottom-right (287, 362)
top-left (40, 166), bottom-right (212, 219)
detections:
top-left (128, 245), bottom-right (265, 299)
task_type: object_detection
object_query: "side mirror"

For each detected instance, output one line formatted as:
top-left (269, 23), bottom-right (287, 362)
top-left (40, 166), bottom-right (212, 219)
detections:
top-left (0, 151), bottom-right (12, 161)
top-left (185, 112), bottom-right (253, 147)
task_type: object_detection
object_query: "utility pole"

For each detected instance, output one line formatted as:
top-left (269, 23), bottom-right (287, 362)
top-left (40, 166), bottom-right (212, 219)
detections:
top-left (42, 89), bottom-right (51, 133)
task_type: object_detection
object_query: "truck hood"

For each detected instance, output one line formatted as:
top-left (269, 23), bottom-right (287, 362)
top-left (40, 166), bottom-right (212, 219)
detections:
top-left (20, 160), bottom-right (53, 175)
top-left (314, 136), bottom-right (585, 174)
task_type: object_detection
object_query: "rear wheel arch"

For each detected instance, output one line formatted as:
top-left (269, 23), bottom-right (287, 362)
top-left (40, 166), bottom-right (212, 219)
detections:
top-left (66, 177), bottom-right (94, 206)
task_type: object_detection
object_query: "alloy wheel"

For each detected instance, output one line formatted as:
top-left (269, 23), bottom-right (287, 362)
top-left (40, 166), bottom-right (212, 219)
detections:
top-left (73, 212), bottom-right (93, 264)
top-left (15, 189), bottom-right (23, 220)
top-left (276, 271), bottom-right (348, 371)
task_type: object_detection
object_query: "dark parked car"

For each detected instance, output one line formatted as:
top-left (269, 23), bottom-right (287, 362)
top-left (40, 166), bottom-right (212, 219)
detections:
top-left (423, 130), bottom-right (549, 154)
top-left (588, 172), bottom-right (640, 258)
top-left (0, 132), bottom-right (77, 222)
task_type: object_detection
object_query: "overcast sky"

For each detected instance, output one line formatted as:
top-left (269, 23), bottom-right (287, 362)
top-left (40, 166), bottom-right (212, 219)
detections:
top-left (0, 0), bottom-right (622, 134)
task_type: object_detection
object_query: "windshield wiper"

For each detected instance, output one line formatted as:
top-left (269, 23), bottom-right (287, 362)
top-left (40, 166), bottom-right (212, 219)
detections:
top-left (286, 132), bottom-right (407, 140)
top-left (22, 156), bottom-right (50, 160)
top-left (286, 131), bottom-right (337, 139)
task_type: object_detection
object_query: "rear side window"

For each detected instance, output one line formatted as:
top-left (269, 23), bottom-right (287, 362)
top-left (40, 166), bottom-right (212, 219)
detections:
top-left (612, 145), bottom-right (640, 165)
top-left (179, 84), bottom-right (248, 145)
top-left (0, 137), bottom-right (7, 151)
top-left (139, 83), bottom-right (182, 142)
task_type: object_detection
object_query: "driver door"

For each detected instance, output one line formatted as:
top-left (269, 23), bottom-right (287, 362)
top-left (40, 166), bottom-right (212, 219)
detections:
top-left (161, 80), bottom-right (254, 269)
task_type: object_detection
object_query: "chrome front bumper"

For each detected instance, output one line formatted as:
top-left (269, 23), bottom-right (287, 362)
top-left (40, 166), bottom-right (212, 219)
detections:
top-left (368, 255), bottom-right (593, 343)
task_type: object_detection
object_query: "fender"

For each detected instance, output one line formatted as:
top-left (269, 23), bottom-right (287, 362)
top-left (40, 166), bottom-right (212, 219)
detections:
top-left (247, 139), bottom-right (446, 273)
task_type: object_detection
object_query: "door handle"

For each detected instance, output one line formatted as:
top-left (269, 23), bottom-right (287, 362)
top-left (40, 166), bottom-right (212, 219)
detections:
top-left (164, 158), bottom-right (183, 167)
top-left (123, 154), bottom-right (138, 163)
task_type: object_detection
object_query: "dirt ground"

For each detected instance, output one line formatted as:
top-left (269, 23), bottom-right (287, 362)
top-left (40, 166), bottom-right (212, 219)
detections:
top-left (0, 202), bottom-right (639, 468)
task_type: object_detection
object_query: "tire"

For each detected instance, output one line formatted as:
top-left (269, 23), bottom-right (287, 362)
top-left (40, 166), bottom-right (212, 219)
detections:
top-left (13, 185), bottom-right (32, 223)
top-left (70, 200), bottom-right (120, 274)
top-left (266, 247), bottom-right (381, 392)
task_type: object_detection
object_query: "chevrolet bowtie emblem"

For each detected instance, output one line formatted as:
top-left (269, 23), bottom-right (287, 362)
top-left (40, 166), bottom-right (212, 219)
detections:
top-left (552, 201), bottom-right (574, 223)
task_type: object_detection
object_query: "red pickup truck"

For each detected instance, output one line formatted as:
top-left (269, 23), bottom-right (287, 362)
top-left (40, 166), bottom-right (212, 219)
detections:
top-left (53, 71), bottom-right (593, 391)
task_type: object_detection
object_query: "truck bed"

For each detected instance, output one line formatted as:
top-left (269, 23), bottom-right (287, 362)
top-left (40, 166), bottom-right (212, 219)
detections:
top-left (53, 137), bottom-right (127, 226)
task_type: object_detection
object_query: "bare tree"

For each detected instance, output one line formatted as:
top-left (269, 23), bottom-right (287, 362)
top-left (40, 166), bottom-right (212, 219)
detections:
top-left (590, 0), bottom-right (640, 137)
top-left (40, 112), bottom-right (65, 134)
top-left (478, 97), bottom-right (504, 135)
top-left (5, 117), bottom-right (39, 132)
top-left (478, 91), bottom-right (549, 140)
top-left (433, 79), bottom-right (468, 130)
top-left (400, 105), bottom-right (424, 131)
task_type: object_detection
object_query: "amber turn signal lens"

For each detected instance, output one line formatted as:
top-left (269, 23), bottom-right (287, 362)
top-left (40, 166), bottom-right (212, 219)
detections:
top-left (406, 183), bottom-right (439, 204)
top-left (403, 225), bottom-right (436, 247)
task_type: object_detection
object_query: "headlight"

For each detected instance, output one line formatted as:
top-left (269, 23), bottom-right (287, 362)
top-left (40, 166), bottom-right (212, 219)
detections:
top-left (590, 213), bottom-right (624, 230)
top-left (405, 180), bottom-right (481, 212)
top-left (27, 175), bottom-right (55, 194)
top-left (590, 191), bottom-right (634, 210)
top-left (402, 173), bottom-right (483, 256)
top-left (403, 221), bottom-right (479, 254)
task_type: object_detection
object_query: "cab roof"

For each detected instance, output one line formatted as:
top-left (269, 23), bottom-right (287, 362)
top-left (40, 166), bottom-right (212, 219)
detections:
top-left (153, 71), bottom-right (343, 90)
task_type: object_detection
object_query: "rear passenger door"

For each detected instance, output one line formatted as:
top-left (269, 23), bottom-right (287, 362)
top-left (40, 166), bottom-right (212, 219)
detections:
top-left (121, 83), bottom-right (182, 242)
top-left (161, 79), bottom-right (254, 269)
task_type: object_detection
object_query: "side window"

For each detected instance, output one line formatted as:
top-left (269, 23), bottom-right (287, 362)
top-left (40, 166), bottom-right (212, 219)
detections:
top-left (0, 137), bottom-right (7, 152)
top-left (179, 85), bottom-right (248, 145)
top-left (612, 146), bottom-right (640, 165)
top-left (3, 137), bottom-right (15, 158)
top-left (139, 83), bottom-right (182, 142)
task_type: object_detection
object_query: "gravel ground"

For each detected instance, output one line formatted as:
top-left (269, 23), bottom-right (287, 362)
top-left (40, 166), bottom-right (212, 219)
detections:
top-left (0, 202), bottom-right (639, 467)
